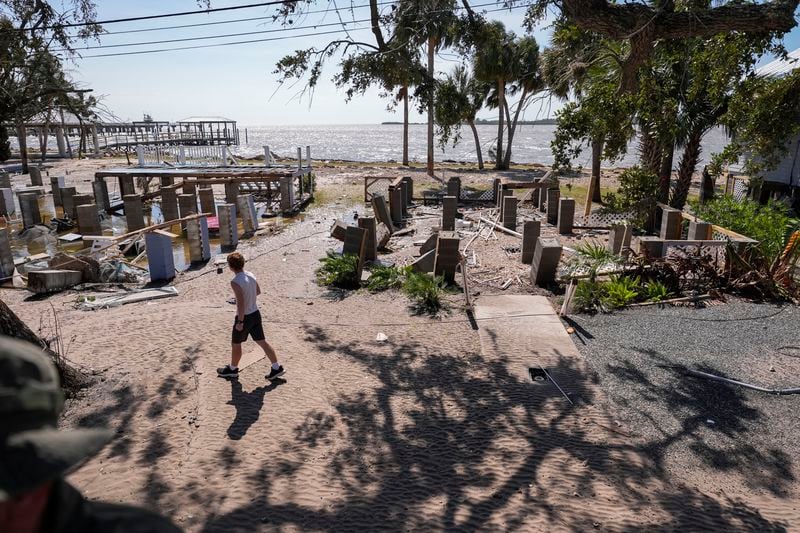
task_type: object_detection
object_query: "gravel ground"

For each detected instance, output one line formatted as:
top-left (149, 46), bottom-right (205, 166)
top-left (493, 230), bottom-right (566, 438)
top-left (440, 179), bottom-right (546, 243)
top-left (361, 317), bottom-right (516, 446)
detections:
top-left (567, 299), bottom-right (800, 501)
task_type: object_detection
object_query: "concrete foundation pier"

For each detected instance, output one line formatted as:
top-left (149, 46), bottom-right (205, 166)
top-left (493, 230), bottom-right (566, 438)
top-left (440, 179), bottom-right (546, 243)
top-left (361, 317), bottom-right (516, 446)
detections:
top-left (72, 194), bottom-right (93, 215)
top-left (0, 227), bottom-right (15, 279)
top-left (29, 166), bottom-right (43, 186)
top-left (92, 179), bottom-right (110, 211)
top-left (145, 231), bottom-right (176, 282)
top-left (160, 186), bottom-right (179, 223)
top-left (55, 127), bottom-right (66, 157)
top-left (401, 176), bottom-right (413, 205)
top-left (119, 175), bottom-right (135, 197)
top-left (224, 182), bottom-right (240, 205)
top-left (178, 192), bottom-right (198, 218)
top-left (688, 220), bottom-right (713, 240)
top-left (607, 224), bottom-right (632, 254)
top-left (76, 204), bottom-right (101, 246)
top-left (637, 236), bottom-right (665, 258)
top-left (0, 171), bottom-right (10, 189)
top-left (123, 195), bottom-right (146, 232)
top-left (160, 177), bottom-right (174, 187)
top-left (530, 236), bottom-right (562, 286)
top-left (186, 217), bottom-right (211, 264)
top-left (389, 185), bottom-right (403, 225)
top-left (492, 179), bottom-right (502, 204)
top-left (501, 196), bottom-right (518, 230)
top-left (60, 187), bottom-right (77, 219)
top-left (660, 207), bottom-right (683, 240)
top-left (433, 231), bottom-right (460, 284)
top-left (342, 226), bottom-right (367, 280)
top-left (557, 198), bottom-right (575, 234)
top-left (237, 194), bottom-right (258, 235)
top-left (19, 193), bottom-right (42, 228)
top-left (447, 177), bottom-right (461, 200)
top-left (279, 177), bottom-right (294, 212)
top-left (546, 189), bottom-right (560, 226)
top-left (182, 181), bottom-right (197, 195)
top-left (0, 188), bottom-right (15, 216)
top-left (358, 216), bottom-right (377, 261)
top-left (531, 187), bottom-right (540, 208)
top-left (218, 203), bottom-right (238, 250)
top-left (442, 195), bottom-right (457, 231)
top-left (50, 176), bottom-right (66, 207)
top-left (521, 220), bottom-right (541, 264)
top-left (198, 187), bottom-right (216, 216)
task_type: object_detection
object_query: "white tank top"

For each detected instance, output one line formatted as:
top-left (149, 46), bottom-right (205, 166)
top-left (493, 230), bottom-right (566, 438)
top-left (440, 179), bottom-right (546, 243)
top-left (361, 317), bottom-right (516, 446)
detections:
top-left (232, 270), bottom-right (259, 315)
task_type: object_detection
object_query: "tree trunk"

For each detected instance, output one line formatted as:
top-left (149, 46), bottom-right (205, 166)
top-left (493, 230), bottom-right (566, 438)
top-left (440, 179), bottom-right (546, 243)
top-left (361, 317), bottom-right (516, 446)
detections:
top-left (639, 126), bottom-right (662, 176)
top-left (670, 126), bottom-right (703, 209)
top-left (469, 119), bottom-right (483, 170)
top-left (16, 122), bottom-right (29, 174)
top-left (426, 37), bottom-right (435, 177)
top-left (402, 83), bottom-right (409, 166)
top-left (657, 140), bottom-right (674, 203)
top-left (495, 79), bottom-right (505, 170)
top-left (40, 113), bottom-right (51, 163)
top-left (591, 137), bottom-right (603, 203)
top-left (503, 88), bottom-right (528, 169)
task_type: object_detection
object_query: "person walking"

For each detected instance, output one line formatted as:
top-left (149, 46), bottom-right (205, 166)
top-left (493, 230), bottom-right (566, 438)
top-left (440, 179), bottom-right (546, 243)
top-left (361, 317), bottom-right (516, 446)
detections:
top-left (0, 336), bottom-right (180, 532)
top-left (217, 252), bottom-right (285, 380)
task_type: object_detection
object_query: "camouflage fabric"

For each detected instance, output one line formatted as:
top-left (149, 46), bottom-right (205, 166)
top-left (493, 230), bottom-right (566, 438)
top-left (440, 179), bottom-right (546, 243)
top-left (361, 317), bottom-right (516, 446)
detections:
top-left (0, 336), bottom-right (112, 501)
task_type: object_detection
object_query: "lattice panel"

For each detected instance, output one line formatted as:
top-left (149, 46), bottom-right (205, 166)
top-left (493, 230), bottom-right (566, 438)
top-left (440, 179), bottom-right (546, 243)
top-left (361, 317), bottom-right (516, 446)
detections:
top-left (461, 189), bottom-right (494, 201)
top-left (663, 242), bottom-right (728, 270)
top-left (732, 178), bottom-right (749, 202)
top-left (364, 178), bottom-right (393, 202)
top-left (581, 211), bottom-right (635, 226)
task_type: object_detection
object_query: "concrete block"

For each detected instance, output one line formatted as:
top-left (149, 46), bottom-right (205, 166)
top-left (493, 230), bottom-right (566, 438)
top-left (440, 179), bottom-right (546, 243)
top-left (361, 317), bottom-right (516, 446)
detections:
top-left (447, 177), bottom-right (461, 200)
top-left (218, 203), bottom-right (238, 250)
top-left (502, 196), bottom-right (518, 230)
top-left (18, 193), bottom-right (41, 228)
top-left (160, 186), bottom-right (179, 223)
top-left (224, 182), bottom-right (240, 204)
top-left (659, 207), bottom-right (682, 240)
top-left (434, 231), bottom-right (460, 283)
top-left (60, 187), bottom-right (77, 219)
top-left (538, 186), bottom-right (547, 211)
top-left (531, 187), bottom-right (540, 208)
top-left (557, 198), bottom-right (575, 234)
top-left (237, 194), bottom-right (258, 235)
top-left (76, 204), bottom-right (101, 242)
top-left (330, 220), bottom-right (347, 242)
top-left (160, 176), bottom-right (174, 187)
top-left (29, 166), bottom-right (43, 186)
top-left (145, 230), bottom-right (176, 282)
top-left (521, 220), bottom-right (541, 264)
top-left (688, 220), bottom-right (713, 240)
top-left (280, 176), bottom-right (294, 212)
top-left (411, 249), bottom-right (435, 273)
top-left (182, 181), bottom-right (197, 195)
top-left (27, 269), bottom-right (82, 294)
top-left (0, 170), bottom-right (10, 189)
top-left (442, 195), bottom-right (457, 231)
top-left (123, 194), bottom-right (146, 232)
top-left (401, 176), bottom-right (413, 204)
top-left (389, 185), bottom-right (403, 225)
top-left (51, 176), bottom-right (66, 207)
top-left (420, 233), bottom-right (439, 255)
top-left (342, 226), bottom-right (367, 280)
top-left (546, 189), bottom-right (560, 226)
top-left (376, 223), bottom-right (391, 250)
top-left (0, 188), bottom-right (14, 216)
top-left (119, 175), bottom-right (135, 197)
top-left (636, 236), bottom-right (664, 258)
top-left (492, 178), bottom-right (502, 203)
top-left (0, 227), bottom-right (14, 279)
top-left (72, 194), bottom-right (93, 213)
top-left (186, 216), bottom-right (211, 263)
top-left (178, 192), bottom-right (198, 219)
top-left (358, 216), bottom-right (377, 261)
top-left (608, 224), bottom-right (626, 254)
top-left (48, 253), bottom-right (99, 283)
top-left (92, 179), bottom-right (109, 211)
top-left (399, 180), bottom-right (409, 218)
top-left (198, 187), bottom-right (216, 216)
top-left (498, 187), bottom-right (512, 209)
top-left (530, 236), bottom-right (562, 286)
top-left (371, 194), bottom-right (394, 233)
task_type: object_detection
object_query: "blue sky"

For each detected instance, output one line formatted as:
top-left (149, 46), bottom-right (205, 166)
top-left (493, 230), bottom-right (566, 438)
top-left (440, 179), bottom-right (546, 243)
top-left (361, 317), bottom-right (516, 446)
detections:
top-left (69, 1), bottom-right (800, 126)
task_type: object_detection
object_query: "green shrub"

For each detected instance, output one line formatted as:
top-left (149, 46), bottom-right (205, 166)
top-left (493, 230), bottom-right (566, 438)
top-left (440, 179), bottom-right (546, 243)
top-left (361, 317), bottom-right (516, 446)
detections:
top-left (602, 275), bottom-right (641, 309)
top-left (692, 196), bottom-right (799, 258)
top-left (644, 280), bottom-right (672, 302)
top-left (402, 270), bottom-right (445, 314)
top-left (566, 240), bottom-right (622, 282)
top-left (572, 280), bottom-right (606, 313)
top-left (316, 252), bottom-right (360, 289)
top-left (601, 166), bottom-right (659, 229)
top-left (366, 265), bottom-right (406, 292)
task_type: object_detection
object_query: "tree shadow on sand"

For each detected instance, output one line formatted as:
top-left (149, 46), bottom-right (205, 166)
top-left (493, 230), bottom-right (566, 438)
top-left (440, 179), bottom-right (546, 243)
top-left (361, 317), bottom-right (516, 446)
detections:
top-left (199, 325), bottom-right (792, 532)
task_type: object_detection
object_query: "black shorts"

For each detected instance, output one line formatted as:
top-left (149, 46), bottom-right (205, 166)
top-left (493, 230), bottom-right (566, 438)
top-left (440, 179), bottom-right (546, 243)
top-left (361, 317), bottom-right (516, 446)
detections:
top-left (232, 310), bottom-right (265, 343)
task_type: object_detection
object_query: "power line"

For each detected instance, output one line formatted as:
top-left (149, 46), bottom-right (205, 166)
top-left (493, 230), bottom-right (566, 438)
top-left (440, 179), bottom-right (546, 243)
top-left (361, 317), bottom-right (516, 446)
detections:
top-left (72, 3), bottom-right (526, 58)
top-left (31, 1), bottom-right (291, 30)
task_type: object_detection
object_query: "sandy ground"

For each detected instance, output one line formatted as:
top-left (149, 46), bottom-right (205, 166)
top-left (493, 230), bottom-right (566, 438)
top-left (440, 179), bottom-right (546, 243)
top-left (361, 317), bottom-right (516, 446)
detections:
top-left (1, 157), bottom-right (796, 531)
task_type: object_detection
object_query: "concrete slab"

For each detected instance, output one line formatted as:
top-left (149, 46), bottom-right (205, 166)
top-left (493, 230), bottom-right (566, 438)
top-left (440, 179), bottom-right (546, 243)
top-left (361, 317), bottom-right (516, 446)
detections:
top-left (27, 269), bottom-right (83, 294)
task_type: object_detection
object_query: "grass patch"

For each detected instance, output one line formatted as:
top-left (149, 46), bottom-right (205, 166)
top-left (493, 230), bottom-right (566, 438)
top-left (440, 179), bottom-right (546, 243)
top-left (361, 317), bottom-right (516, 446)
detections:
top-left (316, 252), bottom-right (360, 289)
top-left (402, 270), bottom-right (446, 315)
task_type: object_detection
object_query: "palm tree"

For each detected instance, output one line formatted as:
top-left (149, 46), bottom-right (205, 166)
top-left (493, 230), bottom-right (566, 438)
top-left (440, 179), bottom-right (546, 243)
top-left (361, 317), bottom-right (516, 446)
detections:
top-left (435, 64), bottom-right (490, 169)
top-left (502, 35), bottom-right (545, 169)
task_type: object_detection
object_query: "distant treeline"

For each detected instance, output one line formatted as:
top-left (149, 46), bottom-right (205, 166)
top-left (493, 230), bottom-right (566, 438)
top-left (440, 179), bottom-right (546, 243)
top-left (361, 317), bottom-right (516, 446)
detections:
top-left (381, 118), bottom-right (558, 126)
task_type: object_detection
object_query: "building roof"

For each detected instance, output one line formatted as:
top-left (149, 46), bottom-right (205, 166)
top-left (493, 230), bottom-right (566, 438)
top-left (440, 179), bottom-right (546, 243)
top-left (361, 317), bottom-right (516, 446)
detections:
top-left (756, 48), bottom-right (800, 78)
top-left (176, 116), bottom-right (236, 123)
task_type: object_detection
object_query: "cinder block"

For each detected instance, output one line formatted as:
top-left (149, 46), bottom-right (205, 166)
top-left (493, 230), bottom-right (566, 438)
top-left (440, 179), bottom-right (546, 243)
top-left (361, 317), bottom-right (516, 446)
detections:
top-left (521, 220), bottom-right (541, 264)
top-left (160, 186), bottom-right (179, 223)
top-left (198, 187), bottom-right (216, 216)
top-left (119, 175), bottom-right (135, 197)
top-left (92, 179), bottom-right (109, 211)
top-left (434, 231), bottom-right (460, 283)
top-left (0, 170), bottom-right (10, 189)
top-left (178, 192), bottom-right (198, 218)
top-left (607, 224), bottom-right (626, 254)
top-left (636, 236), bottom-right (664, 258)
top-left (76, 204), bottom-right (101, 241)
top-left (60, 187), bottom-right (77, 219)
top-left (411, 249), bottom-right (435, 273)
top-left (280, 176), bottom-right (294, 212)
top-left (399, 180), bottom-right (409, 218)
top-left (420, 233), bottom-right (439, 255)
top-left (442, 195), bottom-right (457, 231)
top-left (0, 188), bottom-right (13, 216)
top-left (218, 203), bottom-right (238, 250)
top-left (531, 187), bottom-right (540, 208)
top-left (145, 230), bottom-right (176, 282)
top-left (546, 188), bottom-right (560, 226)
top-left (29, 166), bottom-right (43, 186)
top-left (225, 182), bottom-right (240, 204)
top-left (492, 179), bottom-right (502, 203)
top-left (371, 194), bottom-right (394, 233)
top-left (330, 220), bottom-right (347, 242)
top-left (557, 198), bottom-right (575, 234)
top-left (688, 220), bottom-right (713, 240)
top-left (123, 194), bottom-right (146, 232)
top-left (186, 217), bottom-right (211, 263)
top-left (343, 226), bottom-right (367, 280)
top-left (237, 194), bottom-right (257, 235)
top-left (18, 193), bottom-right (41, 228)
top-left (502, 196), bottom-right (518, 230)
top-left (0, 227), bottom-right (14, 279)
top-left (401, 176), bottom-right (414, 204)
top-left (182, 181), bottom-right (197, 195)
top-left (160, 176), bottom-right (174, 187)
top-left (27, 269), bottom-right (82, 294)
top-left (51, 176), bottom-right (66, 207)
top-left (389, 185), bottom-right (403, 225)
top-left (498, 187), bottom-right (512, 209)
top-left (447, 177), bottom-right (461, 200)
top-left (358, 216), bottom-right (377, 261)
top-left (530, 236), bottom-right (562, 286)
top-left (660, 207), bottom-right (682, 240)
